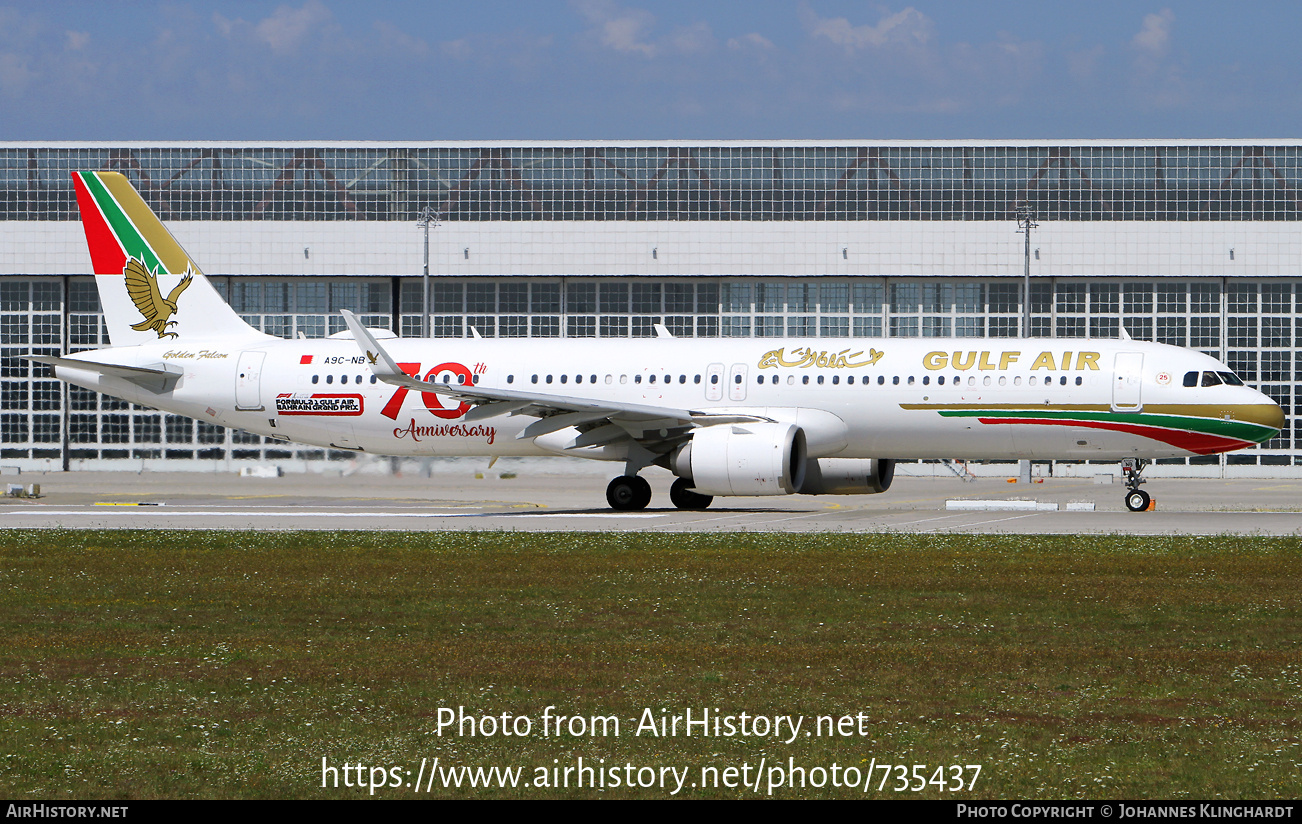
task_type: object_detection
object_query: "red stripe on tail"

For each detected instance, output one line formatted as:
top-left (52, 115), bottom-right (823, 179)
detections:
top-left (71, 173), bottom-right (127, 275)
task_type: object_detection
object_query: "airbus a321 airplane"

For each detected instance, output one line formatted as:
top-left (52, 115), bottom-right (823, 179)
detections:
top-left (32, 171), bottom-right (1285, 513)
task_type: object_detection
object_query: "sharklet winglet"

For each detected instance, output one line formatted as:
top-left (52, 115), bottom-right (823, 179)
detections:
top-left (340, 310), bottom-right (409, 383)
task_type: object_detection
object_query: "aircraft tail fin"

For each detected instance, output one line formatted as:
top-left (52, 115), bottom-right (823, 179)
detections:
top-left (71, 171), bottom-right (265, 346)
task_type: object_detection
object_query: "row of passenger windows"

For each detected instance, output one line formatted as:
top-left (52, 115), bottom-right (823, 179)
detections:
top-left (525, 373), bottom-right (703, 385)
top-left (310, 373), bottom-right (485, 386)
top-left (310, 371), bottom-right (1089, 388)
top-left (513, 373), bottom-right (1086, 387)
top-left (757, 373), bottom-right (1084, 387)
top-left (312, 374), bottom-right (380, 385)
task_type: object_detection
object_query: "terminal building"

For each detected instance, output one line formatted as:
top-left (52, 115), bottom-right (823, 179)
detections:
top-left (2, 140), bottom-right (1300, 475)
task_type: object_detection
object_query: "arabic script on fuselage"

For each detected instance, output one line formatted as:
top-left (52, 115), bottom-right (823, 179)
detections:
top-left (759, 347), bottom-right (884, 370)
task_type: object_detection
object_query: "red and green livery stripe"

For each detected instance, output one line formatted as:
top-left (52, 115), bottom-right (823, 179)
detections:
top-left (933, 407), bottom-right (1278, 455)
top-left (71, 171), bottom-right (199, 277)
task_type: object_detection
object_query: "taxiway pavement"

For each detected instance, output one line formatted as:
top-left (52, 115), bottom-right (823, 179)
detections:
top-left (2, 467), bottom-right (1300, 534)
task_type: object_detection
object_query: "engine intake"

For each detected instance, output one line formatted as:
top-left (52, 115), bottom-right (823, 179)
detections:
top-left (674, 422), bottom-right (807, 497)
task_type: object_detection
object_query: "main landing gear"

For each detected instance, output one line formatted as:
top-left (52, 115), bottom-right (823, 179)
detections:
top-left (669, 478), bottom-right (713, 511)
top-left (605, 476), bottom-right (715, 511)
top-left (606, 475), bottom-right (652, 511)
top-left (1122, 458), bottom-right (1152, 512)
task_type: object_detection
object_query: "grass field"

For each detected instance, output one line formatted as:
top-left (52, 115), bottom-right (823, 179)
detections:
top-left (1, 529), bottom-right (1300, 799)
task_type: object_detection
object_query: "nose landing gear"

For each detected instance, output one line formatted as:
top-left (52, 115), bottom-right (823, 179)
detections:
top-left (1122, 458), bottom-right (1152, 512)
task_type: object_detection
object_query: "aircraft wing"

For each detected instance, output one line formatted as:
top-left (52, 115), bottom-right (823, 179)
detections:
top-left (339, 311), bottom-right (766, 459)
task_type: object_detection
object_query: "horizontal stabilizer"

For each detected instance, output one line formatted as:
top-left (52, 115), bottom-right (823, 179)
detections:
top-left (26, 355), bottom-right (182, 393)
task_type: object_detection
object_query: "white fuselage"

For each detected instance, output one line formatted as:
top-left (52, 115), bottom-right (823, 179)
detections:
top-left (55, 333), bottom-right (1282, 464)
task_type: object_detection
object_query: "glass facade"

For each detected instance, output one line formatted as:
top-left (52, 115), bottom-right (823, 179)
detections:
top-left (1, 275), bottom-right (1297, 469)
top-left (3, 143), bottom-right (1301, 222)
top-left (3, 141), bottom-right (1300, 473)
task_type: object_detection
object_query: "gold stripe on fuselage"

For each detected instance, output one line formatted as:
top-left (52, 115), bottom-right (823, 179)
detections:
top-left (898, 402), bottom-right (1284, 429)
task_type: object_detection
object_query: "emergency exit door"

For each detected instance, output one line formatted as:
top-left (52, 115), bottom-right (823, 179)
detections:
top-left (728, 363), bottom-right (748, 401)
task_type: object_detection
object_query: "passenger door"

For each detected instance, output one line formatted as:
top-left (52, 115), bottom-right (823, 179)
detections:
top-left (1111, 352), bottom-right (1143, 412)
top-left (235, 351), bottom-right (266, 411)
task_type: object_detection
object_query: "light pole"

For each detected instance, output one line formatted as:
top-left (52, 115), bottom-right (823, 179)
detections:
top-left (1015, 202), bottom-right (1039, 484)
top-left (1016, 203), bottom-right (1038, 338)
top-left (416, 206), bottom-right (442, 338)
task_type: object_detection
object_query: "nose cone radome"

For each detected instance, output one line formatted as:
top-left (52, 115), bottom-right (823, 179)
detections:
top-left (1242, 390), bottom-right (1286, 442)
top-left (1262, 397), bottom-right (1286, 432)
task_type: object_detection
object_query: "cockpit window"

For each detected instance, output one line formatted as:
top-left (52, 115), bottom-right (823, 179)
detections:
top-left (1186, 370), bottom-right (1244, 388)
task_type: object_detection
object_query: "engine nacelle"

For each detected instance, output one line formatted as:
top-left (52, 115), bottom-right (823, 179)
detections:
top-left (798, 458), bottom-right (895, 495)
top-left (674, 422), bottom-right (807, 496)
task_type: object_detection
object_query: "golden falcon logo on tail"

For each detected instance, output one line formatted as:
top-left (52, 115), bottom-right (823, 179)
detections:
top-left (124, 257), bottom-right (192, 340)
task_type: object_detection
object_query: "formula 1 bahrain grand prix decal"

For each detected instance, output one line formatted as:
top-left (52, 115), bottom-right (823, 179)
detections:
top-left (275, 393), bottom-right (364, 416)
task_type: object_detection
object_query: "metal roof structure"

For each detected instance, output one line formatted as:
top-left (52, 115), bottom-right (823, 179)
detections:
top-left (3, 141), bottom-right (1301, 223)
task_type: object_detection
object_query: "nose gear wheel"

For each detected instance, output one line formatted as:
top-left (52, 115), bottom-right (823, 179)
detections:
top-left (1121, 459), bottom-right (1151, 512)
